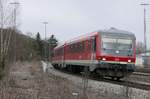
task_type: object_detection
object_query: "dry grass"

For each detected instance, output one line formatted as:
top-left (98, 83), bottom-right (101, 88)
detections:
top-left (0, 61), bottom-right (107, 99)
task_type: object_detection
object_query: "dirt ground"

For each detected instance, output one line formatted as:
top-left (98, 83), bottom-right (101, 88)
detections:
top-left (0, 61), bottom-right (107, 99)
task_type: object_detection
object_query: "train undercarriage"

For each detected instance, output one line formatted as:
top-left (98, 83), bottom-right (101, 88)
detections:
top-left (52, 62), bottom-right (135, 80)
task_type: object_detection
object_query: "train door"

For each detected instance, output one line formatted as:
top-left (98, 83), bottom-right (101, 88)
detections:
top-left (88, 36), bottom-right (97, 72)
top-left (61, 46), bottom-right (66, 68)
top-left (91, 36), bottom-right (96, 60)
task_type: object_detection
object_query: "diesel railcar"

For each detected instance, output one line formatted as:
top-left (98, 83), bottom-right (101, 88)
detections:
top-left (52, 29), bottom-right (136, 80)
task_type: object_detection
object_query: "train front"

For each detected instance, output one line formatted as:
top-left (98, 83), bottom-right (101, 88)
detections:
top-left (96, 30), bottom-right (136, 79)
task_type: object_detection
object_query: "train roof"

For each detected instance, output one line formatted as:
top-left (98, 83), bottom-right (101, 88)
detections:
top-left (66, 32), bottom-right (98, 45)
top-left (54, 32), bottom-right (98, 49)
top-left (54, 28), bottom-right (135, 49)
top-left (54, 43), bottom-right (65, 49)
top-left (98, 28), bottom-right (135, 36)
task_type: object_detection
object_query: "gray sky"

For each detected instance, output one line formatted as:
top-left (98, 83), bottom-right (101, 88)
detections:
top-left (19, 0), bottom-right (150, 47)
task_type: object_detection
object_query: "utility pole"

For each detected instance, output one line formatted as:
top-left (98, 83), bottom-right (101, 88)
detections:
top-left (43, 22), bottom-right (48, 61)
top-left (140, 3), bottom-right (149, 54)
top-left (10, 2), bottom-right (20, 62)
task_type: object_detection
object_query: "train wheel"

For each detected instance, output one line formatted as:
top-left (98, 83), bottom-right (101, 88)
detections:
top-left (111, 77), bottom-right (115, 80)
top-left (117, 77), bottom-right (121, 81)
top-left (111, 77), bottom-right (120, 81)
top-left (68, 65), bottom-right (72, 72)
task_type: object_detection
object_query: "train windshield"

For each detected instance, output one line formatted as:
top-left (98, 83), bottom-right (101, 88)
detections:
top-left (101, 37), bottom-right (133, 56)
top-left (102, 38), bottom-right (132, 50)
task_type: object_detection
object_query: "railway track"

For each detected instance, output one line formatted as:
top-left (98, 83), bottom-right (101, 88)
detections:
top-left (90, 74), bottom-right (150, 91)
top-left (135, 68), bottom-right (150, 73)
top-left (133, 72), bottom-right (150, 76)
top-left (97, 78), bottom-right (150, 91)
top-left (54, 68), bottom-right (150, 91)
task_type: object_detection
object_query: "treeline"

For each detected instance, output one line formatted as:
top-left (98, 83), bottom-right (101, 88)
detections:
top-left (0, 28), bottom-right (58, 78)
top-left (34, 32), bottom-right (58, 61)
top-left (0, 29), bottom-right (58, 61)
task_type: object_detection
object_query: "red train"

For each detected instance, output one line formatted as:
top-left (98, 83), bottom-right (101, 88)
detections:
top-left (52, 29), bottom-right (136, 80)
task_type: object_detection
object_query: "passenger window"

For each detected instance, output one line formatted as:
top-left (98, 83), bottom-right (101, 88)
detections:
top-left (87, 40), bottom-right (91, 51)
top-left (92, 37), bottom-right (96, 52)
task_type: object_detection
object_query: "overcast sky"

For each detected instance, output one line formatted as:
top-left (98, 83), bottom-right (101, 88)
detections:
top-left (18, 0), bottom-right (150, 47)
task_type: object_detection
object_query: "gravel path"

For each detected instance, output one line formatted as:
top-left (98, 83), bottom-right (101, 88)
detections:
top-left (46, 62), bottom-right (150, 99)
top-left (0, 61), bottom-right (107, 99)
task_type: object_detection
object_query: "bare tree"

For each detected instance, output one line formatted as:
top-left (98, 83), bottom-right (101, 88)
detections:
top-left (0, 0), bottom-right (19, 78)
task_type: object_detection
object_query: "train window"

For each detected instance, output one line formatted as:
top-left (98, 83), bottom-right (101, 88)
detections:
top-left (87, 40), bottom-right (91, 51)
top-left (70, 44), bottom-right (75, 53)
top-left (75, 43), bottom-right (79, 52)
top-left (74, 43), bottom-right (78, 52)
top-left (55, 48), bottom-right (63, 56)
top-left (73, 44), bottom-right (76, 52)
top-left (86, 38), bottom-right (96, 52)
top-left (69, 45), bottom-right (73, 53)
top-left (67, 42), bottom-right (85, 53)
top-left (92, 38), bottom-right (96, 52)
top-left (77, 42), bottom-right (84, 52)
top-left (81, 41), bottom-right (85, 52)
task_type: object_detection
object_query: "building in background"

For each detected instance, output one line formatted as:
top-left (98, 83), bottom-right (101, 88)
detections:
top-left (136, 52), bottom-right (150, 68)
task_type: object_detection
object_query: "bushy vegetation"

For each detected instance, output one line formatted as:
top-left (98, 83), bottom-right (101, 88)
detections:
top-left (0, 29), bottom-right (58, 79)
top-left (34, 32), bottom-right (58, 61)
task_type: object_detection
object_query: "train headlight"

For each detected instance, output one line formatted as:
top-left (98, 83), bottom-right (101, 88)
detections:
top-left (102, 58), bottom-right (106, 61)
top-left (128, 60), bottom-right (131, 63)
